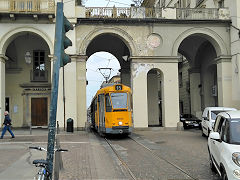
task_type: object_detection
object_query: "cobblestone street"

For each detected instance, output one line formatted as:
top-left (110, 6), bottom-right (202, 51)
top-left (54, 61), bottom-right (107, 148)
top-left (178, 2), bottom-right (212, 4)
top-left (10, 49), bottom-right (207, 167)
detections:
top-left (0, 128), bottom-right (220, 180)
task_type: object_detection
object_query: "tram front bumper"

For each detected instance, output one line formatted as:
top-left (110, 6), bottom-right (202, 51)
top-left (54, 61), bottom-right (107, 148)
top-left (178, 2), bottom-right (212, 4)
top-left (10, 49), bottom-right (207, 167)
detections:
top-left (106, 126), bottom-right (132, 134)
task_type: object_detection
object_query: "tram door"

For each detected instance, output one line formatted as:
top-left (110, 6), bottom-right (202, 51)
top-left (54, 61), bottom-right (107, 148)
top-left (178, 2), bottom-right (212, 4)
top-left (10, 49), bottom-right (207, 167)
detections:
top-left (98, 94), bottom-right (105, 132)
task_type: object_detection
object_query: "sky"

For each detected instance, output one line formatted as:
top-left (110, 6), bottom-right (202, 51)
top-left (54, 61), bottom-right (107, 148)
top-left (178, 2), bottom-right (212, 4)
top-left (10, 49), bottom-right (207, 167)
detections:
top-left (84, 0), bottom-right (136, 7)
top-left (84, 1), bottom-right (137, 108)
top-left (86, 52), bottom-right (120, 107)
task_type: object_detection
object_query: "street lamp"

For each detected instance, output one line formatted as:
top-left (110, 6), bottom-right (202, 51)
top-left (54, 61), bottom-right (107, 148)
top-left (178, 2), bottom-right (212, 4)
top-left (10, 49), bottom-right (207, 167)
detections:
top-left (25, 51), bottom-right (32, 64)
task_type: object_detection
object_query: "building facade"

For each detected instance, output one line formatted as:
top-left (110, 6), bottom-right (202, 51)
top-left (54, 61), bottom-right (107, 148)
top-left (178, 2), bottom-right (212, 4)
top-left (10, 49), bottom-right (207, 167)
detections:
top-left (0, 0), bottom-right (239, 130)
top-left (150, 0), bottom-right (240, 117)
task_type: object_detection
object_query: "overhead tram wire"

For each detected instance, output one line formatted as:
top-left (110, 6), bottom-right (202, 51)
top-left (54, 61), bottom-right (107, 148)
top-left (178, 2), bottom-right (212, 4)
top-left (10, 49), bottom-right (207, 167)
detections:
top-left (104, 0), bottom-right (131, 6)
top-left (106, 0), bottom-right (110, 7)
top-left (91, 53), bottom-right (117, 61)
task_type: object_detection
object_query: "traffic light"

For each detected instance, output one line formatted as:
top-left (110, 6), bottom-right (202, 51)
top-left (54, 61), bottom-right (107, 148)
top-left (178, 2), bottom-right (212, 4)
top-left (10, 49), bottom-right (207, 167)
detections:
top-left (54, 2), bottom-right (74, 68)
top-left (61, 15), bottom-right (73, 67)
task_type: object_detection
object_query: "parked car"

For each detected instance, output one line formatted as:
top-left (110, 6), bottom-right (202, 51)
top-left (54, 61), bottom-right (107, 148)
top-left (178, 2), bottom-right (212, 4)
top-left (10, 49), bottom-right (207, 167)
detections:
top-left (208, 111), bottom-right (240, 180)
top-left (180, 114), bottom-right (201, 129)
top-left (201, 107), bottom-right (237, 136)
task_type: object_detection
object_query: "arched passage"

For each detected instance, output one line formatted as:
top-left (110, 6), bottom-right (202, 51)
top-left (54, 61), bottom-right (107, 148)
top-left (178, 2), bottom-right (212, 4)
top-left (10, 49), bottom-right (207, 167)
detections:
top-left (172, 27), bottom-right (229, 57)
top-left (86, 52), bottom-right (121, 107)
top-left (0, 27), bottom-right (53, 55)
top-left (86, 33), bottom-right (131, 87)
top-left (1, 31), bottom-right (51, 127)
top-left (147, 68), bottom-right (163, 127)
top-left (176, 30), bottom-right (229, 118)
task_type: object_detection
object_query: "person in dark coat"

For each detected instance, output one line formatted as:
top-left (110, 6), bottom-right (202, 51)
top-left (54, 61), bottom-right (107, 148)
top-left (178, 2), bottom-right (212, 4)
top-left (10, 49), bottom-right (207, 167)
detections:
top-left (1, 111), bottom-right (15, 139)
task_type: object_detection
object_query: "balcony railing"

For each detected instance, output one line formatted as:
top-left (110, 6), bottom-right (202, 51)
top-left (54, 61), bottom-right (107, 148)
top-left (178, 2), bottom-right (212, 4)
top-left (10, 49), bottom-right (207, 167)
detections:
top-left (85, 7), bottom-right (162, 19)
top-left (176, 8), bottom-right (219, 19)
top-left (0, 0), bottom-right (55, 13)
top-left (83, 7), bottom-right (229, 20)
top-left (30, 69), bottom-right (48, 82)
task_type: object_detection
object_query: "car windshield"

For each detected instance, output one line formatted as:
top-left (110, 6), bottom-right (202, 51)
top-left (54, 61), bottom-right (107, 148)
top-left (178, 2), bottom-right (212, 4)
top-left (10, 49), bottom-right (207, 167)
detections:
top-left (110, 93), bottom-right (127, 109)
top-left (211, 111), bottom-right (226, 120)
top-left (230, 119), bottom-right (240, 145)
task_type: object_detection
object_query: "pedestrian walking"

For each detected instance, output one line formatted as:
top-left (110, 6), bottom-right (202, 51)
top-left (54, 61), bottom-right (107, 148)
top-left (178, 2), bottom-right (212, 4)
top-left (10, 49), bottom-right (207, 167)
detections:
top-left (1, 111), bottom-right (15, 139)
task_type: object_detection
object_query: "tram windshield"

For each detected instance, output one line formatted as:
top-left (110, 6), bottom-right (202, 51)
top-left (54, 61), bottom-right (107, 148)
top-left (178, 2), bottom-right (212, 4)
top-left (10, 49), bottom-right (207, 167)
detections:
top-left (111, 93), bottom-right (127, 109)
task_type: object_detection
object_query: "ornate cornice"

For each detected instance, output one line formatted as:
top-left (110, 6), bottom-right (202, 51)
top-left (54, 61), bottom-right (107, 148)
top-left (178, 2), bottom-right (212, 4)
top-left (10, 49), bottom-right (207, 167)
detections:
top-left (71, 54), bottom-right (88, 62)
top-left (214, 55), bottom-right (232, 64)
top-left (0, 54), bottom-right (9, 63)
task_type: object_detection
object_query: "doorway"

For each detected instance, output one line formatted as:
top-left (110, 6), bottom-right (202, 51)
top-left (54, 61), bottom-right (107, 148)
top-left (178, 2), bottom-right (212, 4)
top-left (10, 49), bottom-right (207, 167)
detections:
top-left (31, 98), bottom-right (48, 126)
top-left (5, 97), bottom-right (9, 112)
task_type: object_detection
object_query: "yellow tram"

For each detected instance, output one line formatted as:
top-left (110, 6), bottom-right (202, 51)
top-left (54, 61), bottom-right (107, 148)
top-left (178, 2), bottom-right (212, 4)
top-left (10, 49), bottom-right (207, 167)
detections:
top-left (89, 84), bottom-right (133, 135)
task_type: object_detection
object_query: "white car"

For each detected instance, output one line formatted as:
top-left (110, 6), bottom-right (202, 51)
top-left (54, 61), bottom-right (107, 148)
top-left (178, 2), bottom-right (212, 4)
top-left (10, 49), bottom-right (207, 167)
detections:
top-left (202, 107), bottom-right (237, 136)
top-left (208, 111), bottom-right (240, 180)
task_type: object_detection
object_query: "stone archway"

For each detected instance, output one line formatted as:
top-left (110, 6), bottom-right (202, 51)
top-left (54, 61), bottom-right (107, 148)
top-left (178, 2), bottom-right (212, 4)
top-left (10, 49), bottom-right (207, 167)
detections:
top-left (0, 29), bottom-right (52, 127)
top-left (172, 27), bottom-right (229, 57)
top-left (175, 28), bottom-right (232, 119)
top-left (0, 27), bottom-right (53, 55)
top-left (78, 27), bottom-right (137, 56)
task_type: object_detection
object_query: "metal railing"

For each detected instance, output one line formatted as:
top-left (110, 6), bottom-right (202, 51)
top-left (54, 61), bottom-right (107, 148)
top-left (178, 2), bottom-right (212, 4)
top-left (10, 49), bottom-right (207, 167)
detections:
top-left (0, 0), bottom-right (55, 13)
top-left (84, 7), bottom-right (227, 20)
top-left (85, 7), bottom-right (131, 18)
top-left (30, 69), bottom-right (48, 82)
top-left (176, 8), bottom-right (219, 19)
top-left (85, 7), bottom-right (162, 19)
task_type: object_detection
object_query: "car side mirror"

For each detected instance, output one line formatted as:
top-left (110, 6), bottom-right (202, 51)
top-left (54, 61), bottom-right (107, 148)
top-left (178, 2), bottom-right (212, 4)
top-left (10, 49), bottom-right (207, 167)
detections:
top-left (209, 132), bottom-right (220, 140)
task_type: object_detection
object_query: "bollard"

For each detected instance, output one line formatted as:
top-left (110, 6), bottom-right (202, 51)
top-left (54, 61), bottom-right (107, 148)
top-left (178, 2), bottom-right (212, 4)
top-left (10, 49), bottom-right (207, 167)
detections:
top-left (66, 118), bottom-right (73, 132)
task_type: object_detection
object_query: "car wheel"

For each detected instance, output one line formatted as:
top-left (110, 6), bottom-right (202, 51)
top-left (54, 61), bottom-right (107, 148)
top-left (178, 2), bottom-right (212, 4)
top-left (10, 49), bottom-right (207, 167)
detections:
top-left (221, 168), bottom-right (228, 180)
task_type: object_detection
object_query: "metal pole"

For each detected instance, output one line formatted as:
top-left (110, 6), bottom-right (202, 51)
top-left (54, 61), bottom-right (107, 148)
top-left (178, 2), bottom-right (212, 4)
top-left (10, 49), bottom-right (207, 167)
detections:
top-left (63, 66), bottom-right (66, 131)
top-left (46, 2), bottom-right (63, 179)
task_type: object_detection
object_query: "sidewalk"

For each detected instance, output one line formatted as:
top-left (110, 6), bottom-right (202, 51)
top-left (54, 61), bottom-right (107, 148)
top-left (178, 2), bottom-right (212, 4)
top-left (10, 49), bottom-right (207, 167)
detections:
top-left (0, 128), bottom-right (72, 180)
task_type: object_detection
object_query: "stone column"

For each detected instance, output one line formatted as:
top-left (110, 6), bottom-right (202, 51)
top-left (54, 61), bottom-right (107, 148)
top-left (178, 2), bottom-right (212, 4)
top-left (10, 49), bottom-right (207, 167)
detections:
top-left (131, 60), bottom-right (148, 128)
top-left (75, 55), bottom-right (87, 130)
top-left (120, 68), bottom-right (131, 87)
top-left (131, 56), bottom-right (180, 128)
top-left (216, 56), bottom-right (233, 107)
top-left (160, 59), bottom-right (179, 128)
top-left (0, 55), bottom-right (7, 123)
top-left (188, 68), bottom-right (202, 117)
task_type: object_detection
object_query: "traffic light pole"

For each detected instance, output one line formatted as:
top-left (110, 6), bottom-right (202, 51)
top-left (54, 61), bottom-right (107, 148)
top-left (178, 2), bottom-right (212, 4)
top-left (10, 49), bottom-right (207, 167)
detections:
top-left (46, 3), bottom-right (62, 179)
top-left (46, 2), bottom-right (73, 179)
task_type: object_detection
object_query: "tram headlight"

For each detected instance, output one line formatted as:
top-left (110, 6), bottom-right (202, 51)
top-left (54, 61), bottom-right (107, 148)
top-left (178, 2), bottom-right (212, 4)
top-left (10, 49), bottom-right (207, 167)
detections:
top-left (118, 121), bottom-right (123, 125)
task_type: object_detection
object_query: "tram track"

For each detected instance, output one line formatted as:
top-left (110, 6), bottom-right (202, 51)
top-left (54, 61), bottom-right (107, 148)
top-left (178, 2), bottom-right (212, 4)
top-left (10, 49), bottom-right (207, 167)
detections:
top-left (104, 135), bottom-right (198, 180)
top-left (104, 137), bottom-right (138, 180)
top-left (128, 136), bottom-right (198, 180)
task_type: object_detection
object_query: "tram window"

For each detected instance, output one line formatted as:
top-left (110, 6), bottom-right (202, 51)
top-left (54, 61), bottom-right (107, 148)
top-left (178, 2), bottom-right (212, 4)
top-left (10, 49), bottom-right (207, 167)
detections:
top-left (111, 93), bottom-right (127, 109)
top-left (94, 98), bottom-right (97, 110)
top-left (105, 94), bottom-right (112, 112)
